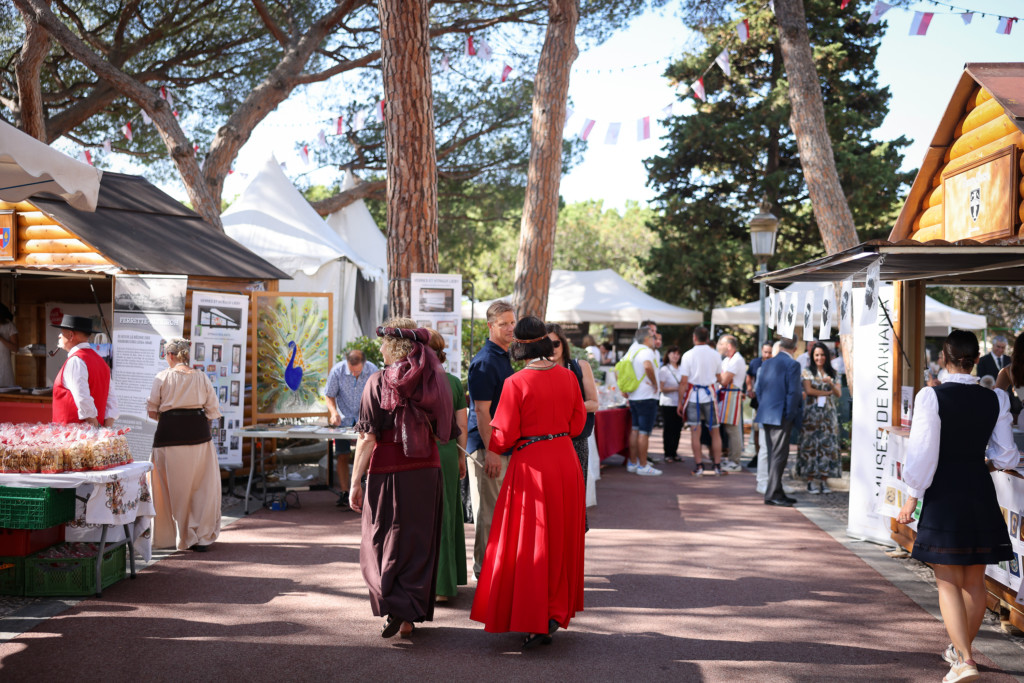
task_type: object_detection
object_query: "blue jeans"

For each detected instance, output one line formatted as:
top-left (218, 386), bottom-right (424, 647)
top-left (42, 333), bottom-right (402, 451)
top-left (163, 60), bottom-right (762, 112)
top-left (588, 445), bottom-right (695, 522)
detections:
top-left (629, 399), bottom-right (659, 435)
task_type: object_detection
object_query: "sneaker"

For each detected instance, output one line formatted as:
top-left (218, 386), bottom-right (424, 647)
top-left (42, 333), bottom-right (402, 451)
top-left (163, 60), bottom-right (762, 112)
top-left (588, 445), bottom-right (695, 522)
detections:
top-left (626, 461), bottom-right (639, 474)
top-left (941, 644), bottom-right (958, 665)
top-left (713, 464), bottom-right (723, 476)
top-left (720, 461), bottom-right (742, 471)
top-left (692, 464), bottom-right (705, 476)
top-left (648, 454), bottom-right (664, 463)
top-left (943, 660), bottom-right (979, 683)
top-left (336, 490), bottom-right (350, 507)
top-left (807, 481), bottom-right (820, 495)
top-left (820, 481), bottom-right (832, 494)
top-left (635, 464), bottom-right (663, 477)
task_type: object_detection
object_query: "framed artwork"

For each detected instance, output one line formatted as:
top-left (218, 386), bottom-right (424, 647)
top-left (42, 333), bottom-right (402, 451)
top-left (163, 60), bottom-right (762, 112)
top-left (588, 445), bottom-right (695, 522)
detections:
top-left (942, 145), bottom-right (1018, 243)
top-left (251, 292), bottom-right (333, 420)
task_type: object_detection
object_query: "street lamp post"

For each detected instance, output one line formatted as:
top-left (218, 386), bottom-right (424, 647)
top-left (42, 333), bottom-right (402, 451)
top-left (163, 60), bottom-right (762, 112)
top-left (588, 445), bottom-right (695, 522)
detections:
top-left (749, 200), bottom-right (780, 347)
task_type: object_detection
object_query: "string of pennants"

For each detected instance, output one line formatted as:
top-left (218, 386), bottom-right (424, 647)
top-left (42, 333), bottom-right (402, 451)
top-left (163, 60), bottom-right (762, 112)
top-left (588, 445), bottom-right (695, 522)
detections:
top-left (866, 0), bottom-right (1019, 35)
top-left (764, 263), bottom-right (882, 341)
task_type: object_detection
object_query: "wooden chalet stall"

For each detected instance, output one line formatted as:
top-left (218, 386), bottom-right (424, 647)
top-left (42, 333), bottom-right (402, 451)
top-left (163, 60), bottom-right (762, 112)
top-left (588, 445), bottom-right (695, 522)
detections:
top-left (0, 172), bottom-right (288, 448)
top-left (754, 63), bottom-right (1024, 630)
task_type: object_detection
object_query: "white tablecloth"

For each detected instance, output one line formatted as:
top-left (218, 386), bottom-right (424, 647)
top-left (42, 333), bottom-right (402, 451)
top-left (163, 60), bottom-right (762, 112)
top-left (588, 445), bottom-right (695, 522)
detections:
top-left (0, 462), bottom-right (156, 561)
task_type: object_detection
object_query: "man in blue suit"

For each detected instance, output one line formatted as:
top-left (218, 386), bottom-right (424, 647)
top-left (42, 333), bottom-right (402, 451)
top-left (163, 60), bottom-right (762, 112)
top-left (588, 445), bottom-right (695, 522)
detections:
top-left (753, 337), bottom-right (803, 506)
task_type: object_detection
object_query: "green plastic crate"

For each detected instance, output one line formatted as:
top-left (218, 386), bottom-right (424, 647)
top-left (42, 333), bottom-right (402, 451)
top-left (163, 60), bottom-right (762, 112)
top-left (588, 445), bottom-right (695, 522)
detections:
top-left (24, 543), bottom-right (126, 597)
top-left (0, 556), bottom-right (25, 596)
top-left (0, 487), bottom-right (76, 530)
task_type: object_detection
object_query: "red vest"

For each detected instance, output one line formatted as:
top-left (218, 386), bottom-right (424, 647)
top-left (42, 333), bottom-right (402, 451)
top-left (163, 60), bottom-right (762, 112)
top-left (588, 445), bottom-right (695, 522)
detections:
top-left (53, 348), bottom-right (110, 424)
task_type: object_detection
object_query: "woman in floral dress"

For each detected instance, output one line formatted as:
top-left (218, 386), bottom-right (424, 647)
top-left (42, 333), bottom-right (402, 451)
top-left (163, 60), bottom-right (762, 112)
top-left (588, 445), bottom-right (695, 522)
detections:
top-left (796, 342), bottom-right (841, 494)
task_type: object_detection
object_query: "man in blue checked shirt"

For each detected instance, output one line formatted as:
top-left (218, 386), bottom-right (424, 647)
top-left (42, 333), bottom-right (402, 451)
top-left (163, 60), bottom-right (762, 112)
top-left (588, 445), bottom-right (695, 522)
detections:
top-left (325, 348), bottom-right (379, 508)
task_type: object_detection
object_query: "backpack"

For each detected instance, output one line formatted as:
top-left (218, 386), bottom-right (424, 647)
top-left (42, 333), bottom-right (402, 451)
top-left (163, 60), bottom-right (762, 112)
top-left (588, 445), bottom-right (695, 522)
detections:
top-left (615, 347), bottom-right (644, 394)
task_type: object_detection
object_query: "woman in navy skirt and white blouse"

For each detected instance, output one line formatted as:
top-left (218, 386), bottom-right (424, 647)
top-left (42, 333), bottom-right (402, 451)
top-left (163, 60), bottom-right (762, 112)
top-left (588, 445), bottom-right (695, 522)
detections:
top-left (897, 330), bottom-right (1017, 683)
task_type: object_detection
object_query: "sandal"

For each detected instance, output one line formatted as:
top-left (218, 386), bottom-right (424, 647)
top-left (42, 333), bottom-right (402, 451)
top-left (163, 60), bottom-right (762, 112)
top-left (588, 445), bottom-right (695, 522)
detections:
top-left (941, 643), bottom-right (958, 665)
top-left (381, 616), bottom-right (402, 639)
top-left (521, 632), bottom-right (549, 650)
top-left (399, 622), bottom-right (415, 639)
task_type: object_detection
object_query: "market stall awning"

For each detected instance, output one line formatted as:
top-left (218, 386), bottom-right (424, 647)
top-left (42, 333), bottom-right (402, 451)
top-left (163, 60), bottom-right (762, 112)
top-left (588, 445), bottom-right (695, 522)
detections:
top-left (0, 120), bottom-right (103, 212)
top-left (27, 172), bottom-right (288, 279)
top-left (753, 240), bottom-right (1024, 287)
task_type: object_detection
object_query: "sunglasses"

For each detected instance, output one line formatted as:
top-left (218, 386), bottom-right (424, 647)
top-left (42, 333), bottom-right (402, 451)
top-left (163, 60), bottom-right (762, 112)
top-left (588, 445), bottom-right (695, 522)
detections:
top-left (551, 340), bottom-right (561, 348)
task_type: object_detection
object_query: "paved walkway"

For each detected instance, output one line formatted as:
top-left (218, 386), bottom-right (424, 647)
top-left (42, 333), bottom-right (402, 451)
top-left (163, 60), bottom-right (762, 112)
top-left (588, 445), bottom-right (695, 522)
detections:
top-left (0, 435), bottom-right (1022, 682)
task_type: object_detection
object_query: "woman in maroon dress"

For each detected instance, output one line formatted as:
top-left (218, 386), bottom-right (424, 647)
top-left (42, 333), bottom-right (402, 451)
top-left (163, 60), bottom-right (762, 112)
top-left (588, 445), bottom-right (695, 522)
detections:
top-left (349, 319), bottom-right (456, 639)
top-left (470, 315), bottom-right (586, 649)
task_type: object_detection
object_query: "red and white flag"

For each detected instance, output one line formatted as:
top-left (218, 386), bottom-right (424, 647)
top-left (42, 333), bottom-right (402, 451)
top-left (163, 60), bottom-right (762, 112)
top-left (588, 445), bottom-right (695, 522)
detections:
top-left (867, 1), bottom-right (891, 24)
top-left (997, 16), bottom-right (1016, 34)
top-left (465, 35), bottom-right (476, 57)
top-left (637, 116), bottom-right (651, 141)
top-left (715, 49), bottom-right (731, 78)
top-left (662, 103), bottom-right (674, 117)
top-left (193, 143), bottom-right (199, 155)
top-left (501, 64), bottom-right (513, 82)
top-left (160, 86), bottom-right (173, 108)
top-left (909, 11), bottom-right (933, 35)
top-left (299, 144), bottom-right (310, 166)
top-left (122, 121), bottom-right (132, 141)
top-left (172, 110), bottom-right (179, 119)
top-left (353, 111), bottom-right (366, 132)
top-left (477, 39), bottom-right (493, 61)
top-left (961, 12), bottom-right (973, 24)
top-left (375, 100), bottom-right (385, 121)
top-left (579, 119), bottom-right (596, 141)
top-left (440, 54), bottom-right (450, 72)
top-left (604, 122), bottom-right (621, 145)
top-left (336, 115), bottom-right (345, 135)
top-left (79, 150), bottom-right (93, 166)
top-left (737, 18), bottom-right (749, 43)
top-left (840, 0), bottom-right (850, 9)
top-left (141, 110), bottom-right (152, 125)
top-left (103, 140), bottom-right (112, 153)
top-left (692, 77), bottom-right (706, 102)
top-left (564, 106), bottom-right (574, 128)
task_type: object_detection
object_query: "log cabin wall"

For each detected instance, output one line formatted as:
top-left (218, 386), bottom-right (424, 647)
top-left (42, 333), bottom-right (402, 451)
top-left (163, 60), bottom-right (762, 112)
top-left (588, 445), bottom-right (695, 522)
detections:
top-left (0, 200), bottom-right (112, 267)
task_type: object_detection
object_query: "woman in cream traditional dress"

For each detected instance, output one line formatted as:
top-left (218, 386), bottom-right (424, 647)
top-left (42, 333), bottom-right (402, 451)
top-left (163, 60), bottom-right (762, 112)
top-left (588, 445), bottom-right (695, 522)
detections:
top-left (147, 338), bottom-right (222, 552)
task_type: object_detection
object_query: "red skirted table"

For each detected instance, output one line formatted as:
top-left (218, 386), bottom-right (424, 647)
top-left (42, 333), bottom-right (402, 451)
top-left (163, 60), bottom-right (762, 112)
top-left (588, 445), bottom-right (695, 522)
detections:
top-left (0, 397), bottom-right (52, 423)
top-left (593, 406), bottom-right (631, 461)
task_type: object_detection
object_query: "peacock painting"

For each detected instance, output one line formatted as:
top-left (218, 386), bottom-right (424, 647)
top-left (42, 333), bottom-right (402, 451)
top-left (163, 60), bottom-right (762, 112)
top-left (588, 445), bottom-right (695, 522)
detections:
top-left (254, 293), bottom-right (331, 416)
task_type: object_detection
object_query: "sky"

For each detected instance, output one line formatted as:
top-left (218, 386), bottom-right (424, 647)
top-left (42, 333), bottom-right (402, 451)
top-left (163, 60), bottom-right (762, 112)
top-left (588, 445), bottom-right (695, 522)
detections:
top-left (102, 0), bottom-right (1024, 215)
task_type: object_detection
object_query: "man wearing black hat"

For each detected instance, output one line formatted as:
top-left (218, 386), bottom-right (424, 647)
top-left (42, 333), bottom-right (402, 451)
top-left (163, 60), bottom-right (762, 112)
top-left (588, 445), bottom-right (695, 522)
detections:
top-left (52, 314), bottom-right (118, 427)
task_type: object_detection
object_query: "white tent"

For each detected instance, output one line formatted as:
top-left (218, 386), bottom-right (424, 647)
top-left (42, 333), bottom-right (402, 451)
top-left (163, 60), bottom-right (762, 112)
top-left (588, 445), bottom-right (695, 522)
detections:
top-left (222, 156), bottom-right (384, 351)
top-left (462, 269), bottom-right (704, 324)
top-left (711, 282), bottom-right (985, 336)
top-left (1, 120), bottom-right (102, 211)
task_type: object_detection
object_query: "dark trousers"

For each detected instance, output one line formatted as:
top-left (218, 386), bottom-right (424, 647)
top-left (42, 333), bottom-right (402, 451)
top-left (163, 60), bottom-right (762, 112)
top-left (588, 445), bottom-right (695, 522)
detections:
top-left (763, 420), bottom-right (794, 502)
top-left (661, 405), bottom-right (683, 459)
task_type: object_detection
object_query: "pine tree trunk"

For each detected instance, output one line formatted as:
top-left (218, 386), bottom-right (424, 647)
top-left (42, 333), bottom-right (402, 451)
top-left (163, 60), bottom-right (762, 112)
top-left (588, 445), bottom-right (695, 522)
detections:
top-left (13, 5), bottom-right (49, 140)
top-left (775, 0), bottom-right (859, 380)
top-left (378, 0), bottom-right (438, 318)
top-left (511, 0), bottom-right (579, 320)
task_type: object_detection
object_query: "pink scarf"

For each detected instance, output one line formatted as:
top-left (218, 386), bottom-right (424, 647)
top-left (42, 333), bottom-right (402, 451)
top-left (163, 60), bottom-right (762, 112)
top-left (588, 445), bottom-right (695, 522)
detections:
top-left (377, 327), bottom-right (455, 458)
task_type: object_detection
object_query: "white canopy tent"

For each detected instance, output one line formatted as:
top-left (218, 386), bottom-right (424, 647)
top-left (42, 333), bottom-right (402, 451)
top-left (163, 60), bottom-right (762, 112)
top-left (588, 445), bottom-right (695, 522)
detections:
top-left (462, 269), bottom-right (704, 325)
top-left (711, 281), bottom-right (985, 336)
top-left (222, 156), bottom-right (384, 351)
top-left (1, 120), bottom-right (102, 211)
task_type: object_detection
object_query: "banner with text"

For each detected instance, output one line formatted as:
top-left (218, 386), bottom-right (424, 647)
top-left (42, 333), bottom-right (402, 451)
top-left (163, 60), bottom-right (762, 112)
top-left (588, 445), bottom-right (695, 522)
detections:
top-left (190, 291), bottom-right (249, 467)
top-left (111, 274), bottom-right (187, 461)
top-left (410, 273), bottom-right (463, 376)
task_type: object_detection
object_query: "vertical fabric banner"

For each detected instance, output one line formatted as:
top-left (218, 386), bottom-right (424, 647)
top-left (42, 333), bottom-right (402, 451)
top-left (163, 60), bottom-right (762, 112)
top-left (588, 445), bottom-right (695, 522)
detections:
top-left (766, 287), bottom-right (777, 330)
top-left (802, 289), bottom-right (817, 342)
top-left (410, 273), bottom-right (463, 376)
top-left (776, 289), bottom-right (787, 331)
top-left (191, 291), bottom-right (249, 467)
top-left (636, 116), bottom-right (651, 141)
top-left (849, 285), bottom-right (897, 545)
top-left (111, 274), bottom-right (188, 461)
top-left (839, 279), bottom-right (854, 335)
top-left (860, 261), bottom-right (881, 326)
top-left (819, 283), bottom-right (835, 340)
top-left (780, 291), bottom-right (798, 339)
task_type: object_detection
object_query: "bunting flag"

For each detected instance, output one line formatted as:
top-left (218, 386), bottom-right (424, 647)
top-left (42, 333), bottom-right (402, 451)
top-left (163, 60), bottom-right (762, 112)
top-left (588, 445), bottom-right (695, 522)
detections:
top-left (336, 115), bottom-right (345, 135)
top-left (141, 110), bottom-right (152, 125)
top-left (997, 16), bottom-right (1015, 34)
top-left (465, 35), bottom-right (476, 57)
top-left (662, 103), bottom-right (674, 117)
top-left (860, 261), bottom-right (881, 326)
top-left (819, 283), bottom-right (835, 340)
top-left (637, 116), bottom-right (651, 141)
top-left (440, 54), bottom-right (450, 72)
top-left (375, 100), bottom-right (385, 121)
top-left (193, 143), bottom-right (199, 155)
top-left (961, 11), bottom-right (974, 24)
top-left (122, 121), bottom-right (132, 141)
top-left (802, 289), bottom-right (817, 342)
top-left (501, 64), bottom-right (513, 82)
top-left (714, 49), bottom-right (731, 78)
top-left (692, 77), bottom-right (706, 102)
top-left (909, 11), bottom-right (933, 35)
top-left (477, 39), bottom-right (493, 61)
top-left (839, 280), bottom-right (853, 335)
top-left (78, 150), bottom-right (93, 166)
top-left (605, 122), bottom-right (621, 145)
top-left (160, 86), bottom-right (173, 108)
top-left (353, 110), bottom-right (366, 131)
top-left (766, 287), bottom-right (776, 330)
top-left (172, 110), bottom-right (179, 119)
top-left (579, 119), bottom-right (596, 141)
top-left (564, 106), bottom-right (574, 127)
top-left (103, 140), bottom-right (112, 153)
top-left (737, 18), bottom-right (749, 43)
top-left (299, 144), bottom-right (310, 166)
top-left (868, 1), bottom-right (892, 24)
top-left (840, 0), bottom-right (850, 9)
top-left (317, 129), bottom-right (327, 149)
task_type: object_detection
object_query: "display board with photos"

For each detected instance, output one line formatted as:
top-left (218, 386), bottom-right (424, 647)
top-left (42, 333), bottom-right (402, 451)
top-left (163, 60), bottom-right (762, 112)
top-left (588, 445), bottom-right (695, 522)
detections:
top-left (410, 273), bottom-right (462, 375)
top-left (251, 292), bottom-right (332, 421)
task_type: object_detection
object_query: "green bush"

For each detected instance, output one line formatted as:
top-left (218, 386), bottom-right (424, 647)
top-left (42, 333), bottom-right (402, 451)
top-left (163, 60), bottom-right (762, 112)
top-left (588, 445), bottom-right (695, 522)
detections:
top-left (339, 336), bottom-right (384, 368)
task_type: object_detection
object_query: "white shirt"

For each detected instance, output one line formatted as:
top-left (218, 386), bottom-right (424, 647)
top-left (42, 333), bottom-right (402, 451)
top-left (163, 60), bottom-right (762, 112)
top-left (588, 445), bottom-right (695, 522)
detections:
top-left (903, 374), bottom-right (1018, 498)
top-left (62, 343), bottom-right (119, 421)
top-left (585, 345), bottom-right (601, 362)
top-left (831, 355), bottom-right (845, 376)
top-left (797, 352), bottom-right (810, 371)
top-left (720, 352), bottom-right (747, 390)
top-left (680, 344), bottom-right (722, 404)
top-left (625, 342), bottom-right (659, 400)
top-left (658, 363), bottom-right (683, 406)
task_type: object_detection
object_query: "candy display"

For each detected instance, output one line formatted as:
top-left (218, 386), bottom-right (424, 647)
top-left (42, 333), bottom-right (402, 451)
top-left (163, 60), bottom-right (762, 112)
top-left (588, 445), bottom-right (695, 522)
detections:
top-left (0, 424), bottom-right (132, 473)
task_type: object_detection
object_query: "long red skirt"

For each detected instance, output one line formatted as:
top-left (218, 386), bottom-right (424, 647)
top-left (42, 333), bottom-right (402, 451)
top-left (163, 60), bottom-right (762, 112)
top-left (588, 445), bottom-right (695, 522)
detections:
top-left (470, 443), bottom-right (585, 634)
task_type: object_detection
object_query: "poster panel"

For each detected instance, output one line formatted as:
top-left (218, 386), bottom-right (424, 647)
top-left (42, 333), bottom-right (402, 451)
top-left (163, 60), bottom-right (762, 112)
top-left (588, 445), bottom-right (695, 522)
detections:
top-left (410, 273), bottom-right (463, 376)
top-left (848, 284), bottom-right (897, 545)
top-left (252, 292), bottom-right (332, 420)
top-left (111, 274), bottom-right (188, 461)
top-left (191, 291), bottom-right (249, 467)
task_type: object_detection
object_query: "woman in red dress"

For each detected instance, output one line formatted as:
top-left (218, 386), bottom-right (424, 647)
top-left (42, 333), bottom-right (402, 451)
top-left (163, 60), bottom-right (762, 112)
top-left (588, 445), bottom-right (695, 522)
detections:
top-left (470, 315), bottom-right (587, 649)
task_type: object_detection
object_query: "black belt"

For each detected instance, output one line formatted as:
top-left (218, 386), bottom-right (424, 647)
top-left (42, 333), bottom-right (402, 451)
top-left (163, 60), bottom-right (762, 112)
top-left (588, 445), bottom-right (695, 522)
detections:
top-left (514, 432), bottom-right (569, 452)
top-left (162, 408), bottom-right (205, 416)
